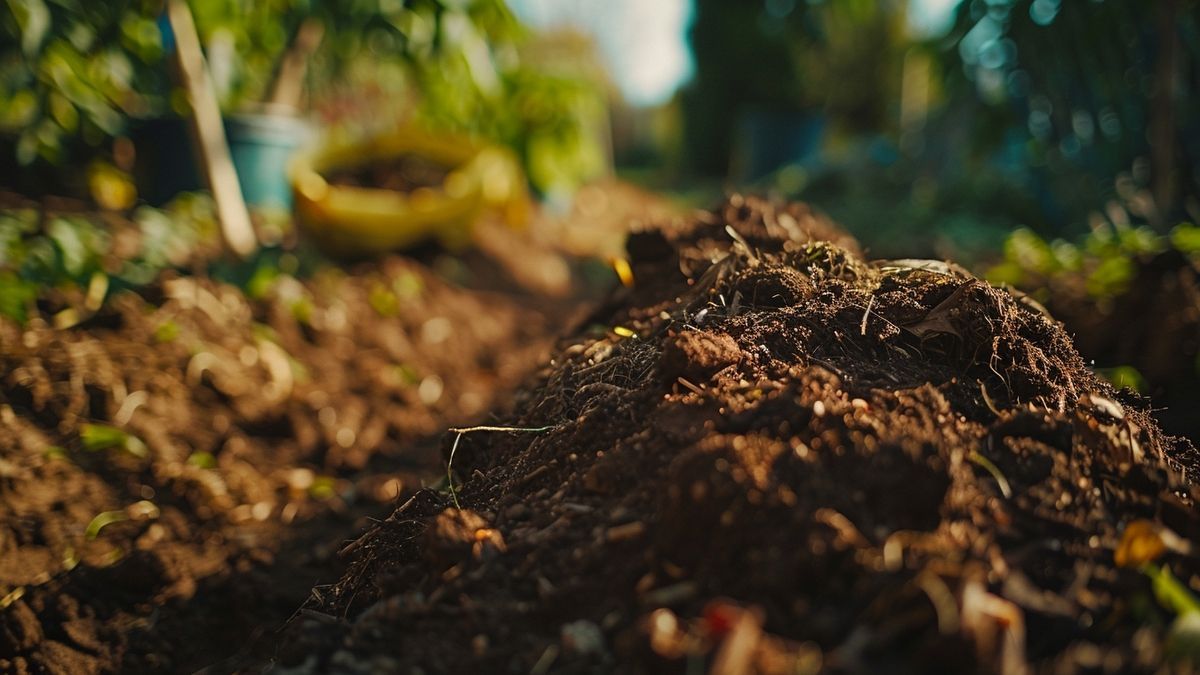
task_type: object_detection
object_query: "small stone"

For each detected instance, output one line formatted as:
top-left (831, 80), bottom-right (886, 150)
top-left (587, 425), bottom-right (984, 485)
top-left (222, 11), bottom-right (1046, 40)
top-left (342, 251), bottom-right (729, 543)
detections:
top-left (472, 634), bottom-right (489, 656)
top-left (561, 620), bottom-right (605, 656)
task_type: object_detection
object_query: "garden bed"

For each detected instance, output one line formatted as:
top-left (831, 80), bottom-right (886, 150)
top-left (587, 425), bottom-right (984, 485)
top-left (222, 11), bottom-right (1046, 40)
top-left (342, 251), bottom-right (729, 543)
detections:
top-left (0, 244), bottom-right (573, 673)
top-left (279, 196), bottom-right (1199, 673)
top-left (1, 193), bottom-right (1197, 674)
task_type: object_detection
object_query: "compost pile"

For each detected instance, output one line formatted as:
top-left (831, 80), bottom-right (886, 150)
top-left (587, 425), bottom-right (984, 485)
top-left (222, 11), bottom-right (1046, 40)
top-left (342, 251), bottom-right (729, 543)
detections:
top-left (288, 196), bottom-right (1200, 674)
top-left (0, 254), bottom-right (559, 673)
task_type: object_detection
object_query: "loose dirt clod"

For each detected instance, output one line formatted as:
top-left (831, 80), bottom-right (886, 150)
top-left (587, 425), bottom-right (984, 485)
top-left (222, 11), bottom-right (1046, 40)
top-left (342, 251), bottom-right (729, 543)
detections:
top-left (291, 196), bottom-right (1199, 674)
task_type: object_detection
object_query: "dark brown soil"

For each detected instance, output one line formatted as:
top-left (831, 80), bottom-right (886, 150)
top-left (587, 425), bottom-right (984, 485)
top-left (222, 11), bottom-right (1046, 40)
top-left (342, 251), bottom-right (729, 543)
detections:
top-left (0, 250), bottom-right (571, 673)
top-left (286, 195), bottom-right (1200, 674)
top-left (323, 154), bottom-right (453, 193)
top-left (1035, 249), bottom-right (1200, 444)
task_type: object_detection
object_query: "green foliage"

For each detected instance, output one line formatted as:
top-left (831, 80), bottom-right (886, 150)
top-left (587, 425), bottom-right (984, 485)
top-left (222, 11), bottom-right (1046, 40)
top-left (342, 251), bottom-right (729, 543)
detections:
top-left (321, 1), bottom-right (608, 195)
top-left (1, 0), bottom-right (607, 196)
top-left (1098, 365), bottom-right (1146, 393)
top-left (493, 68), bottom-right (608, 197)
top-left (0, 195), bottom-right (214, 324)
top-left (0, 271), bottom-right (36, 323)
top-left (1, 0), bottom-right (167, 165)
top-left (986, 219), bottom-right (1190, 302)
top-left (368, 281), bottom-right (400, 317)
top-left (153, 319), bottom-right (180, 343)
top-left (0, 0), bottom-right (354, 163)
top-left (776, 156), bottom-right (1037, 262)
top-left (944, 0), bottom-right (1200, 226)
top-left (84, 509), bottom-right (129, 539)
top-left (1143, 564), bottom-right (1200, 664)
top-left (186, 450), bottom-right (216, 468)
top-left (682, 0), bottom-right (910, 176)
top-left (80, 423), bottom-right (148, 457)
top-left (1171, 224), bottom-right (1200, 255)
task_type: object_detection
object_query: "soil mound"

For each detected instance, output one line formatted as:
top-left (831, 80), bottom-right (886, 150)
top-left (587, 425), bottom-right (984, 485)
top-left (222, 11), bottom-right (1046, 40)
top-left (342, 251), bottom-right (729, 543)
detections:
top-left (0, 256), bottom-right (559, 673)
top-left (292, 196), bottom-right (1199, 674)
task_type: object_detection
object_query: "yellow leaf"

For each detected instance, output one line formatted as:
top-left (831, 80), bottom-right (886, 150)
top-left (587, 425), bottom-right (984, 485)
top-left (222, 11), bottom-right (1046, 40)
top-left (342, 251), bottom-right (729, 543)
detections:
top-left (1116, 519), bottom-right (1167, 568)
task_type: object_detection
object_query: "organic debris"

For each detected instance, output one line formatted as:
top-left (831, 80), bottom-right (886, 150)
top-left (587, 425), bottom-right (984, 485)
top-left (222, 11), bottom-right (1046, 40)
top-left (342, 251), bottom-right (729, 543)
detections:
top-left (288, 196), bottom-right (1199, 674)
top-left (0, 253), bottom-right (562, 673)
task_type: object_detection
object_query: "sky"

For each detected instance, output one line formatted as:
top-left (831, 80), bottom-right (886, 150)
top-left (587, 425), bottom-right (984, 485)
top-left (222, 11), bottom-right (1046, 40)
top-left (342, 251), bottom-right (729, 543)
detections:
top-left (908, 0), bottom-right (963, 38)
top-left (507, 0), bottom-right (695, 106)
top-left (508, 0), bottom-right (962, 107)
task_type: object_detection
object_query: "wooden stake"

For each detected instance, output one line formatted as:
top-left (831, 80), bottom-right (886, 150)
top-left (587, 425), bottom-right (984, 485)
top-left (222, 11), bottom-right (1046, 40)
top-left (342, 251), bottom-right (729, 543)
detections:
top-left (165, 0), bottom-right (257, 258)
top-left (267, 18), bottom-right (324, 111)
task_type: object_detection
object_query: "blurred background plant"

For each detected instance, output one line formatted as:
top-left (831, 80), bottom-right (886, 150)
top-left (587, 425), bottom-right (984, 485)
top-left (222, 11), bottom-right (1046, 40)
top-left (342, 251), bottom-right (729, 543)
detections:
top-left (625, 0), bottom-right (1200, 262)
top-left (0, 0), bottom-right (609, 199)
top-left (0, 192), bottom-right (217, 324)
top-left (942, 0), bottom-right (1200, 233)
top-left (983, 195), bottom-right (1200, 440)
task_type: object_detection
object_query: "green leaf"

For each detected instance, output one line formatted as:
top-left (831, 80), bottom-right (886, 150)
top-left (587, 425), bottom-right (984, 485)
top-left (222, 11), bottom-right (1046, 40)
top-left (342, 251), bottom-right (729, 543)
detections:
top-left (47, 220), bottom-right (84, 272)
top-left (0, 90), bottom-right (38, 130)
top-left (15, 129), bottom-right (39, 165)
top-left (153, 319), bottom-right (180, 343)
top-left (1147, 564), bottom-right (1200, 617)
top-left (245, 262), bottom-right (280, 300)
top-left (1168, 612), bottom-right (1200, 663)
top-left (1171, 224), bottom-right (1200, 255)
top-left (84, 509), bottom-right (128, 539)
top-left (79, 423), bottom-right (128, 452)
top-left (8, 0), bottom-right (51, 57)
top-left (1002, 228), bottom-right (1057, 276)
top-left (0, 271), bottom-right (36, 323)
top-left (79, 423), bottom-right (147, 458)
top-left (368, 282), bottom-right (399, 317)
top-left (186, 451), bottom-right (216, 469)
top-left (1085, 254), bottom-right (1135, 299)
top-left (1098, 365), bottom-right (1146, 393)
top-left (309, 476), bottom-right (337, 500)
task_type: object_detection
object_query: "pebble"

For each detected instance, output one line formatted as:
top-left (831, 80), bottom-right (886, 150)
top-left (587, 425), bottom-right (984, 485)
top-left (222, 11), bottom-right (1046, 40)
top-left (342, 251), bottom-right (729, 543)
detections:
top-left (560, 620), bottom-right (605, 655)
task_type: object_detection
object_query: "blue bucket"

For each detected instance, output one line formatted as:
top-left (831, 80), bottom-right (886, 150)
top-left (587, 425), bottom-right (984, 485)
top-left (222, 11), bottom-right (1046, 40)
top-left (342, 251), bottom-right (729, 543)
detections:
top-left (133, 113), bottom-right (313, 209)
top-left (225, 112), bottom-right (313, 210)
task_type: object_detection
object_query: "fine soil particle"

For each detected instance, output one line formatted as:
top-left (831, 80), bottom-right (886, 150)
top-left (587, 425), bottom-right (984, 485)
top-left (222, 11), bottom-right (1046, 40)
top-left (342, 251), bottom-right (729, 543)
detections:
top-left (0, 251), bottom-right (569, 673)
top-left (288, 195), bottom-right (1199, 674)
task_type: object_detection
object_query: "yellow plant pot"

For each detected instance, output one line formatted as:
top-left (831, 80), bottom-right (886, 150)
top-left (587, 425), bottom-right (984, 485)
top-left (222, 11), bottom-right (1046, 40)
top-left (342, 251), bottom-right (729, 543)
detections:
top-left (290, 129), bottom-right (529, 256)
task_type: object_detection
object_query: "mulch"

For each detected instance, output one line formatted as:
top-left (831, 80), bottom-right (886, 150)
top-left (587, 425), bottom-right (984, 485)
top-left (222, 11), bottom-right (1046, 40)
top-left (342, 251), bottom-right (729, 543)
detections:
top-left (0, 250), bottom-right (566, 673)
top-left (282, 195), bottom-right (1200, 674)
